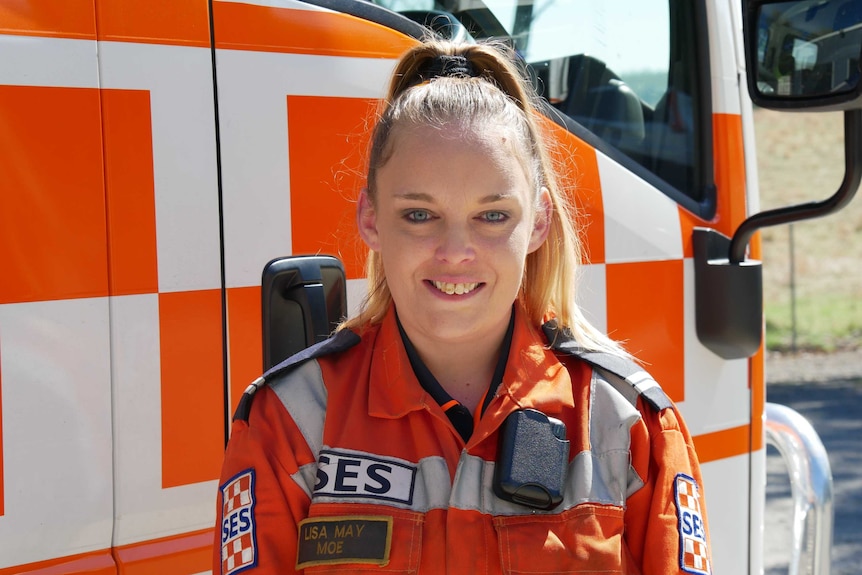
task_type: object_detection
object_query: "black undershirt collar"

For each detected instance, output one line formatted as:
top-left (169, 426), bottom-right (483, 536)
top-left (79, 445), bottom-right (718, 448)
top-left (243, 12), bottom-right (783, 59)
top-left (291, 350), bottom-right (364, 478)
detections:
top-left (396, 308), bottom-right (515, 442)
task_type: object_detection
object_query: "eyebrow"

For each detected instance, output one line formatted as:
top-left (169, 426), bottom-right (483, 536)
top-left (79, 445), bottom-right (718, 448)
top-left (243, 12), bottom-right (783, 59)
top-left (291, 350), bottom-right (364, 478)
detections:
top-left (393, 192), bottom-right (515, 204)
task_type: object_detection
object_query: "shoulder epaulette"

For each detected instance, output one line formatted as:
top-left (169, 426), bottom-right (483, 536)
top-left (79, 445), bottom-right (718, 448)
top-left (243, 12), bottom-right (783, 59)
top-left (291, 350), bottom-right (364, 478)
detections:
top-left (233, 328), bottom-right (362, 422)
top-left (542, 321), bottom-right (673, 412)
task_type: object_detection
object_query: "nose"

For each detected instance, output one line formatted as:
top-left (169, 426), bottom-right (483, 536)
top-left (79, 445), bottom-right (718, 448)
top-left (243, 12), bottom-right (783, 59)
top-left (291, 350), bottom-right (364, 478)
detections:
top-left (435, 222), bottom-right (476, 264)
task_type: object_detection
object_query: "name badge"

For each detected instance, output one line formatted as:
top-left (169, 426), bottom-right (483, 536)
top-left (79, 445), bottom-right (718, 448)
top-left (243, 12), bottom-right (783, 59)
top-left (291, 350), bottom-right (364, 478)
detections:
top-left (296, 515), bottom-right (392, 569)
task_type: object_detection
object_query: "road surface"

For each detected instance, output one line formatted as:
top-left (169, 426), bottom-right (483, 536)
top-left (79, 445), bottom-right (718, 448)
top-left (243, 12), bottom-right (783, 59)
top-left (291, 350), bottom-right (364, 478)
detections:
top-left (763, 364), bottom-right (862, 575)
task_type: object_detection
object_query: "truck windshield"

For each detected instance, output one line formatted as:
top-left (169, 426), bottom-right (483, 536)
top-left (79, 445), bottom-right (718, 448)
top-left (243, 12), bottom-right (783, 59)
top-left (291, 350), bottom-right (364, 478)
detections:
top-left (374, 0), bottom-right (709, 211)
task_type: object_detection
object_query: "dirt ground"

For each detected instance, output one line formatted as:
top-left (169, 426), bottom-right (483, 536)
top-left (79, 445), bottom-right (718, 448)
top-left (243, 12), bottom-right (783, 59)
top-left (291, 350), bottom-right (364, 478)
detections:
top-left (766, 348), bottom-right (862, 383)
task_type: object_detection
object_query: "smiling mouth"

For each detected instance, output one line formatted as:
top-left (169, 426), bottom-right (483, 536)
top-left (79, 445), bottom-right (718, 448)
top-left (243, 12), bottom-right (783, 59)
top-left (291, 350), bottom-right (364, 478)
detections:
top-left (432, 281), bottom-right (480, 295)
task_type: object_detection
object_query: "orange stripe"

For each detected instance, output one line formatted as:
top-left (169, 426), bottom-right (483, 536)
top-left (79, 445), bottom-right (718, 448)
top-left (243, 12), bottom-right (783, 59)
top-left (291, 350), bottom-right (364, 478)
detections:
top-left (749, 343), bottom-right (765, 452)
top-left (113, 528), bottom-right (212, 575)
top-left (0, 86), bottom-right (108, 305)
top-left (227, 286), bottom-right (263, 413)
top-left (160, 289), bottom-right (225, 488)
top-left (713, 114), bottom-right (748, 235)
top-left (212, 1), bottom-right (416, 57)
top-left (542, 119), bottom-right (606, 264)
top-left (95, 0), bottom-right (210, 47)
top-left (0, 0), bottom-right (97, 40)
top-left (748, 231), bottom-right (765, 450)
top-left (0, 530), bottom-right (213, 575)
top-left (288, 95), bottom-right (375, 279)
top-left (0, 549), bottom-right (115, 575)
top-left (606, 260), bottom-right (685, 402)
top-left (677, 113), bottom-right (746, 258)
top-left (440, 399), bottom-right (460, 412)
top-left (692, 424), bottom-right (751, 463)
top-left (103, 89), bottom-right (159, 296)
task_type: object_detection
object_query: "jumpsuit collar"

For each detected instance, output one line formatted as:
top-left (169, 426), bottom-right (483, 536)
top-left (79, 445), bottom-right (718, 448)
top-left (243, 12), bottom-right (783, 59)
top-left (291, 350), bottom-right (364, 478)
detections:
top-left (367, 305), bottom-right (576, 428)
top-left (395, 308), bottom-right (515, 442)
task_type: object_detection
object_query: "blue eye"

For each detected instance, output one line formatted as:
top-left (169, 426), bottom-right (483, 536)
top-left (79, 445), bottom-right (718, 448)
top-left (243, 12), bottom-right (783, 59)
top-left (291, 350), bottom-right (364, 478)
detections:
top-left (482, 211), bottom-right (508, 223)
top-left (406, 210), bottom-right (433, 222)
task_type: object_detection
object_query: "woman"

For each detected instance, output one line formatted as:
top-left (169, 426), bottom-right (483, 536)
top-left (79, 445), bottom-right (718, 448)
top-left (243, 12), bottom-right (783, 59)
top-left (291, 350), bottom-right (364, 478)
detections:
top-left (215, 39), bottom-right (711, 575)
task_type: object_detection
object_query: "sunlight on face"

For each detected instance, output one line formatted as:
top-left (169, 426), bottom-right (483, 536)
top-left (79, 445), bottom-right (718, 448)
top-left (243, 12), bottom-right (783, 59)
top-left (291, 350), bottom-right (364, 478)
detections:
top-left (358, 121), bottom-right (550, 348)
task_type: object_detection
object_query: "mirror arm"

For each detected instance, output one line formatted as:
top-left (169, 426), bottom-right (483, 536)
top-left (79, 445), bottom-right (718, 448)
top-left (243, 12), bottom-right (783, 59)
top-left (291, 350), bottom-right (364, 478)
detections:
top-left (729, 109), bottom-right (862, 264)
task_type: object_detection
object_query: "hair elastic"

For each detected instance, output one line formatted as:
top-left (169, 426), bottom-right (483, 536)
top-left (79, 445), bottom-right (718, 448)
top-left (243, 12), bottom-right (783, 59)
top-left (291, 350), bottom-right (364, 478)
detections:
top-left (421, 54), bottom-right (477, 81)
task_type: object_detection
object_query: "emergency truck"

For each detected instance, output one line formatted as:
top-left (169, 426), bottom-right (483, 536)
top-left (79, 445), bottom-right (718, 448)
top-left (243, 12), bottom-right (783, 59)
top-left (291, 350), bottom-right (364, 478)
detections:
top-left (1, 0), bottom-right (860, 573)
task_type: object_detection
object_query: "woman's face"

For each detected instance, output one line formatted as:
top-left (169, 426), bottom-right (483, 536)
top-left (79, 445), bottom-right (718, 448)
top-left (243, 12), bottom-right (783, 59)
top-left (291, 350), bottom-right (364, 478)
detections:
top-left (358, 122), bottom-right (550, 347)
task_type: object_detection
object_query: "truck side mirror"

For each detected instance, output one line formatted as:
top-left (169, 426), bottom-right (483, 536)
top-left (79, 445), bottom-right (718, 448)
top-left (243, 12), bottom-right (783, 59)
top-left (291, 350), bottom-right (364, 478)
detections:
top-left (695, 0), bottom-right (862, 358)
top-left (746, 0), bottom-right (862, 110)
top-left (261, 255), bottom-right (347, 370)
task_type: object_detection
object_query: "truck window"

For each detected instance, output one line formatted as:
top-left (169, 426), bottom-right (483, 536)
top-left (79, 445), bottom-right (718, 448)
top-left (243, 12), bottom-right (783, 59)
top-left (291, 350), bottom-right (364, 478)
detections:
top-left (366, 0), bottom-right (712, 215)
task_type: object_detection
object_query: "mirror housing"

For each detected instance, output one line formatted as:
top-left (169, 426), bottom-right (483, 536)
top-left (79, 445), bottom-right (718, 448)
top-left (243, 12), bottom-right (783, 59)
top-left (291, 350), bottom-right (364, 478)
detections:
top-left (745, 0), bottom-right (862, 110)
top-left (261, 255), bottom-right (347, 370)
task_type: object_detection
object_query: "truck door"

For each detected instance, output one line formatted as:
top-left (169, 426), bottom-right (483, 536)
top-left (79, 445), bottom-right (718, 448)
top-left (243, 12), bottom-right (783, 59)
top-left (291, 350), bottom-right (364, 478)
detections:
top-left (0, 1), bottom-right (223, 572)
top-left (100, 2), bottom-right (224, 571)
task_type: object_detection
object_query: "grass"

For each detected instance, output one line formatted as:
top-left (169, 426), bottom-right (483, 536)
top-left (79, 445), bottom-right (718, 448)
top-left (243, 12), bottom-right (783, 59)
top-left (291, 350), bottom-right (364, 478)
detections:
top-left (765, 294), bottom-right (862, 352)
top-left (754, 109), bottom-right (862, 352)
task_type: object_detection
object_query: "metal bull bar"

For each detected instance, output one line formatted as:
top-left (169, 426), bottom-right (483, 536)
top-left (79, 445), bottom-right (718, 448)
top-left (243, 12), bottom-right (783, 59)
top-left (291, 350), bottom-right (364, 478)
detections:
top-left (765, 402), bottom-right (834, 575)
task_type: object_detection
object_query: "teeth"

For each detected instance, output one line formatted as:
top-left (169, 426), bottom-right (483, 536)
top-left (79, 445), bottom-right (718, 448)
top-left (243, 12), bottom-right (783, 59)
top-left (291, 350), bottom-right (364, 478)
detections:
top-left (433, 281), bottom-right (478, 295)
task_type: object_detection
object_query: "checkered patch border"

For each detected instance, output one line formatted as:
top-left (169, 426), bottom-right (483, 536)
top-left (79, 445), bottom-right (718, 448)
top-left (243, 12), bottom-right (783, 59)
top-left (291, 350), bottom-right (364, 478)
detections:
top-left (674, 473), bottom-right (710, 575)
top-left (220, 469), bottom-right (258, 575)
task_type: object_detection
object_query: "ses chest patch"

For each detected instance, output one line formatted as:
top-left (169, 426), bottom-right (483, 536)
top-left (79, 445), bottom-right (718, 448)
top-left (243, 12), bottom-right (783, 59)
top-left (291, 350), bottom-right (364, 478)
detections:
top-left (314, 449), bottom-right (417, 505)
top-left (220, 469), bottom-right (257, 575)
top-left (674, 473), bottom-right (711, 575)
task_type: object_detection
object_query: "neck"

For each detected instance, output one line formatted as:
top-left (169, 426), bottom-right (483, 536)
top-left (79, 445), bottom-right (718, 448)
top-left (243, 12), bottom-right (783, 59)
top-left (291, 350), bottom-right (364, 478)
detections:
top-left (401, 314), bottom-right (512, 413)
top-left (423, 341), bottom-right (501, 413)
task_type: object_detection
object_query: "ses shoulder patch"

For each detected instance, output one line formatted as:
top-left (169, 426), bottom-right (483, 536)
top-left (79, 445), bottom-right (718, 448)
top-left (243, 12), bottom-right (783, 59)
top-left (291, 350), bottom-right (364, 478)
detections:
top-left (220, 469), bottom-right (258, 575)
top-left (674, 473), bottom-right (711, 575)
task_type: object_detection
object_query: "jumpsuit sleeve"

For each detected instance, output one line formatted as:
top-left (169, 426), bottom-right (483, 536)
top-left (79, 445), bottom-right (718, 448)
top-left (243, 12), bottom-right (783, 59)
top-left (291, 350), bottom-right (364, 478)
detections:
top-left (624, 401), bottom-right (713, 575)
top-left (213, 386), bottom-right (315, 575)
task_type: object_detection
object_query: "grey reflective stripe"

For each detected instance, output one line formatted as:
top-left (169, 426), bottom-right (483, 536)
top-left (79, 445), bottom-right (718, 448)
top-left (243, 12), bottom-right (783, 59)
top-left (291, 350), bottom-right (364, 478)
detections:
top-left (450, 453), bottom-right (524, 515)
top-left (293, 462), bottom-right (318, 499)
top-left (448, 452), bottom-right (619, 515)
top-left (595, 365), bottom-right (666, 411)
top-left (306, 447), bottom-right (646, 516)
top-left (595, 367), bottom-right (639, 408)
top-left (628, 370), bottom-right (660, 394)
top-left (448, 451), bottom-right (639, 516)
top-left (270, 359), bottom-right (328, 474)
top-left (626, 465), bottom-right (646, 499)
top-left (411, 454), bottom-right (455, 511)
top-left (590, 369), bottom-right (645, 503)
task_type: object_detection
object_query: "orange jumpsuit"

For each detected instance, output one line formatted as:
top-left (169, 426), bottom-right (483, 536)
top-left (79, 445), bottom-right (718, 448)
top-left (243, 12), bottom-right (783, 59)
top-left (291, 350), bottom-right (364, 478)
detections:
top-left (214, 305), bottom-right (711, 574)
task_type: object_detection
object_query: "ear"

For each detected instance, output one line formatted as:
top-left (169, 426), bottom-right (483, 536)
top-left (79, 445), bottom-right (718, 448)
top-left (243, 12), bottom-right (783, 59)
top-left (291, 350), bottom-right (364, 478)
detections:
top-left (528, 187), bottom-right (552, 253)
top-left (356, 188), bottom-right (381, 251)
